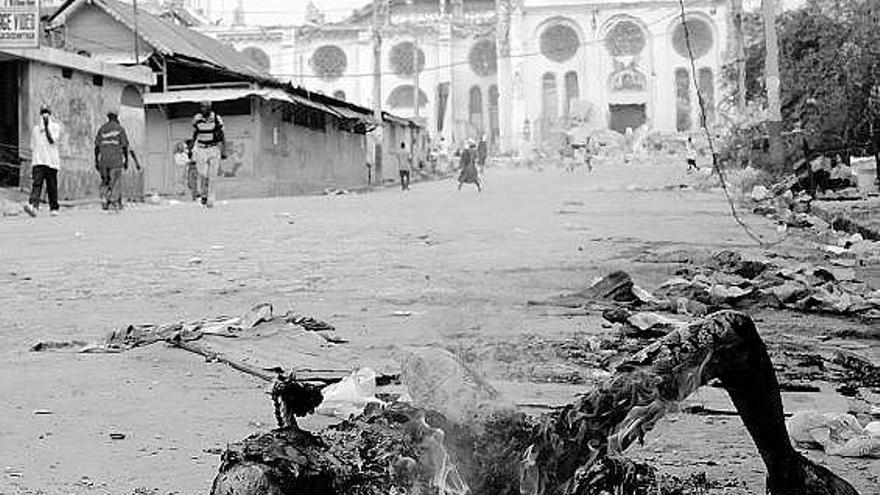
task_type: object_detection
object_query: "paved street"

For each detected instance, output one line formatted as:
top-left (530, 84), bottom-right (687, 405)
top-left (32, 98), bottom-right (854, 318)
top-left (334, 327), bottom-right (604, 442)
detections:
top-left (1, 161), bottom-right (876, 494)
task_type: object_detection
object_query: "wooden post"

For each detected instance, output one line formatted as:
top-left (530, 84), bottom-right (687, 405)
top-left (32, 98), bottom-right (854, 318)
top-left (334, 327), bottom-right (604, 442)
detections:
top-left (133, 0), bottom-right (139, 65)
top-left (732, 0), bottom-right (746, 114)
top-left (372, 0), bottom-right (384, 185)
top-left (762, 0), bottom-right (785, 172)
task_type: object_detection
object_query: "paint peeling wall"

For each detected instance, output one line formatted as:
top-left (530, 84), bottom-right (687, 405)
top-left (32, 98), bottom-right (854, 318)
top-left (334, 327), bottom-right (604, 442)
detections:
top-left (19, 60), bottom-right (147, 201)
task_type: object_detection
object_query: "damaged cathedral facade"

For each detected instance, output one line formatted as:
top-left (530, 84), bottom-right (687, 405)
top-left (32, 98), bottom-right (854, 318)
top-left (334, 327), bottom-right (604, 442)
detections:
top-left (204, 0), bottom-right (730, 154)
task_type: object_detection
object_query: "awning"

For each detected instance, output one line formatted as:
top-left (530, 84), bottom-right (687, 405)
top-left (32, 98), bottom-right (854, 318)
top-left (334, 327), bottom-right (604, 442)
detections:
top-left (327, 104), bottom-right (376, 124)
top-left (144, 87), bottom-right (294, 105)
top-left (289, 93), bottom-right (336, 114)
top-left (382, 112), bottom-right (417, 127)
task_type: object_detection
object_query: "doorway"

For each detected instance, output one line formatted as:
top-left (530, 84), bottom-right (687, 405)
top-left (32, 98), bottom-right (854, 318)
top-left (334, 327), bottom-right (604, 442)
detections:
top-left (609, 104), bottom-right (646, 134)
top-left (0, 61), bottom-right (20, 187)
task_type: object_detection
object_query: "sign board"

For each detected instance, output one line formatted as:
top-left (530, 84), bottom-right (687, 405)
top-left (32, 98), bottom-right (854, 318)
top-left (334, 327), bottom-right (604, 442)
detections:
top-left (0, 0), bottom-right (40, 49)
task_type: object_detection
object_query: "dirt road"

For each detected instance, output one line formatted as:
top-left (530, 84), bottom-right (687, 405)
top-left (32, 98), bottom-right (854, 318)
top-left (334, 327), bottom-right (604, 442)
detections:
top-left (1, 161), bottom-right (877, 494)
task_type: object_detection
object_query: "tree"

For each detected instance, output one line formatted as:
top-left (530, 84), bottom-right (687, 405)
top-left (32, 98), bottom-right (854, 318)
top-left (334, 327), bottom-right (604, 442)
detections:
top-left (728, 0), bottom-right (880, 162)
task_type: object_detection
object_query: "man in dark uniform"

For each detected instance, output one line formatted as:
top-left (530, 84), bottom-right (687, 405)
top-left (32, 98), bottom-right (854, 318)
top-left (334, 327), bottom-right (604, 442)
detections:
top-left (188, 101), bottom-right (226, 207)
top-left (94, 109), bottom-right (131, 211)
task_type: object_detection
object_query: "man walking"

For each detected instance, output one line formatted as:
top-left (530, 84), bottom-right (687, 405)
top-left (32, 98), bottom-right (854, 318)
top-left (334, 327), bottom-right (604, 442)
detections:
top-left (23, 106), bottom-right (62, 217)
top-left (397, 141), bottom-right (411, 191)
top-left (685, 136), bottom-right (700, 172)
top-left (95, 109), bottom-right (132, 211)
top-left (189, 101), bottom-right (226, 207)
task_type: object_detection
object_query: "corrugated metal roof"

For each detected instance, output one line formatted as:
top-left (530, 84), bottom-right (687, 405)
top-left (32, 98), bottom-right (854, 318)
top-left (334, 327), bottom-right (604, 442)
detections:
top-left (51, 0), bottom-right (269, 81)
top-left (143, 88), bottom-right (293, 105)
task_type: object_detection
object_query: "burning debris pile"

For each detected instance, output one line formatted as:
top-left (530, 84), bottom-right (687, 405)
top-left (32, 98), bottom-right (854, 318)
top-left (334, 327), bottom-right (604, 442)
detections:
top-left (534, 250), bottom-right (880, 321)
top-left (210, 312), bottom-right (860, 495)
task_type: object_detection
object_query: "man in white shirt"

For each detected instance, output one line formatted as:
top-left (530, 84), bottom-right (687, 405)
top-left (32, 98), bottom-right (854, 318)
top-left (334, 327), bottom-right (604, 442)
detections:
top-left (24, 106), bottom-right (62, 217)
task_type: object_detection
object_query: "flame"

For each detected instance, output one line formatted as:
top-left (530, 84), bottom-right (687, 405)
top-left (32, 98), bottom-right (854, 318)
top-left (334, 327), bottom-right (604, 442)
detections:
top-left (414, 411), bottom-right (470, 495)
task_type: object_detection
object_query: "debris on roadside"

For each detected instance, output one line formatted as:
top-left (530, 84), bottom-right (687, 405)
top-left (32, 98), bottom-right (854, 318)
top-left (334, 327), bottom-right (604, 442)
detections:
top-left (27, 304), bottom-right (384, 386)
top-left (533, 249), bottom-right (880, 320)
top-left (787, 411), bottom-right (880, 458)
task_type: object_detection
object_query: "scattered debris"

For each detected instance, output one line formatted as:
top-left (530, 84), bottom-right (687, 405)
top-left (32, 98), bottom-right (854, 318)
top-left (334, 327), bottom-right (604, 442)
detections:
top-left (534, 250), bottom-right (880, 320)
top-left (787, 411), bottom-right (880, 458)
top-left (210, 312), bottom-right (859, 495)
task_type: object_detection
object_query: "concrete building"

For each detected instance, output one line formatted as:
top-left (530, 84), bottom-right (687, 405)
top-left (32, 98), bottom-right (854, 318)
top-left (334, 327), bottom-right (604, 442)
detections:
top-left (195, 0), bottom-right (730, 155)
top-left (0, 46), bottom-right (154, 200)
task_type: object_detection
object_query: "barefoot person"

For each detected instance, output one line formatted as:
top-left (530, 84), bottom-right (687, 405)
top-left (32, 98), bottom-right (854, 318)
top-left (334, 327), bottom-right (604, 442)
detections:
top-left (458, 139), bottom-right (481, 192)
top-left (23, 106), bottom-right (62, 217)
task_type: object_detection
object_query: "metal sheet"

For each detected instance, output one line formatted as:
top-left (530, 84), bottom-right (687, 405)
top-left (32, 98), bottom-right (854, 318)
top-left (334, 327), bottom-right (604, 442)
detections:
top-left (143, 87), bottom-right (293, 105)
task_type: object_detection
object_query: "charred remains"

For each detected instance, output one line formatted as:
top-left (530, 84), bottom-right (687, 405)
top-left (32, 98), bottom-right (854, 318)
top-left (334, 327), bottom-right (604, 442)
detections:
top-left (211, 311), bottom-right (859, 495)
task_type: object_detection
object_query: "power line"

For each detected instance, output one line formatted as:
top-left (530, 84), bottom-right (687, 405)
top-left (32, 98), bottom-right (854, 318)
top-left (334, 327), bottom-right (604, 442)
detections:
top-left (275, 13), bottom-right (698, 79)
top-left (677, 0), bottom-right (783, 248)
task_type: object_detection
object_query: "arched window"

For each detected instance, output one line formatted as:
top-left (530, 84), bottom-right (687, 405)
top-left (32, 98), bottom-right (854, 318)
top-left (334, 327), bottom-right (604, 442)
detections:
top-left (436, 83), bottom-right (450, 132)
top-left (469, 39), bottom-right (497, 77)
top-left (469, 85), bottom-right (483, 132)
top-left (488, 84), bottom-right (500, 142)
top-left (605, 20), bottom-right (646, 56)
top-left (241, 46), bottom-right (271, 72)
top-left (120, 85), bottom-right (143, 107)
top-left (672, 19), bottom-right (714, 59)
top-left (387, 85), bottom-right (428, 109)
top-left (675, 68), bottom-right (692, 131)
top-left (389, 41), bottom-right (425, 77)
top-left (311, 45), bottom-right (347, 81)
top-left (564, 71), bottom-right (579, 118)
top-left (541, 72), bottom-right (558, 121)
top-left (698, 68), bottom-right (714, 125)
top-left (540, 24), bottom-right (579, 62)
top-left (333, 90), bottom-right (346, 101)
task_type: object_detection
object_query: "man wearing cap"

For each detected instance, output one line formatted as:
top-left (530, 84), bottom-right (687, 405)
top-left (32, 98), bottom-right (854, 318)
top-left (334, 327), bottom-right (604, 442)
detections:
top-left (23, 106), bottom-right (63, 217)
top-left (94, 109), bottom-right (132, 211)
top-left (189, 101), bottom-right (226, 207)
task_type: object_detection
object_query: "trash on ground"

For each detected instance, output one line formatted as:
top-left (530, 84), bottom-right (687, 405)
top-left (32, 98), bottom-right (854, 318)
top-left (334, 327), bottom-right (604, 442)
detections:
top-left (315, 367), bottom-right (383, 419)
top-left (787, 410), bottom-right (880, 458)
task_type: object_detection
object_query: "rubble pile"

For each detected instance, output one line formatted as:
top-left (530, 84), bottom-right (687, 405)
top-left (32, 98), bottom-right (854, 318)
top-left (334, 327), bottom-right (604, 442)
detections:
top-left (535, 250), bottom-right (880, 321)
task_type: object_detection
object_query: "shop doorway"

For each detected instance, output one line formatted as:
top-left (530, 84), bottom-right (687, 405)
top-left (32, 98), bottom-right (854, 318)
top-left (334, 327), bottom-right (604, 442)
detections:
top-left (0, 60), bottom-right (20, 187)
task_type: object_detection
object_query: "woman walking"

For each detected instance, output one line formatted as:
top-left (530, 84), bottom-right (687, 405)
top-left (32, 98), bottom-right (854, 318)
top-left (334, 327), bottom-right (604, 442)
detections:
top-left (458, 139), bottom-right (481, 192)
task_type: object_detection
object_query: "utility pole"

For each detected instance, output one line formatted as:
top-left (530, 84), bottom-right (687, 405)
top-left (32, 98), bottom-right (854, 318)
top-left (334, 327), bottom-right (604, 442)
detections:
top-left (732, 0), bottom-right (746, 114)
top-left (413, 41), bottom-right (420, 120)
top-left (372, 0), bottom-right (384, 185)
top-left (133, 0), bottom-right (140, 65)
top-left (762, 0), bottom-right (784, 171)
